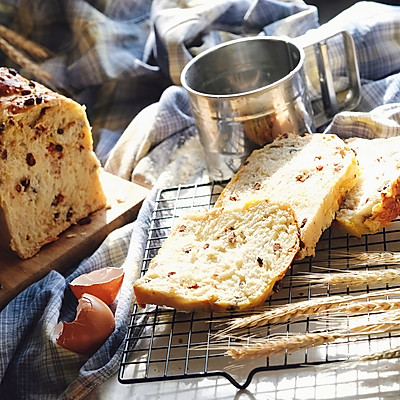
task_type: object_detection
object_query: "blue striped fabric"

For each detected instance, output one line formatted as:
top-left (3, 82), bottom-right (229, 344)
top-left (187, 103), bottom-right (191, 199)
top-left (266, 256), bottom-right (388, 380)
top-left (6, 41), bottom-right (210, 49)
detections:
top-left (1, 1), bottom-right (400, 399)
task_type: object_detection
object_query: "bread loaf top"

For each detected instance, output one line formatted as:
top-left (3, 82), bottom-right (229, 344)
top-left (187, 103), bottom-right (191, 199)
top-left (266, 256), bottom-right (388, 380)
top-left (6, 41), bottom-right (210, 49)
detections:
top-left (0, 67), bottom-right (69, 116)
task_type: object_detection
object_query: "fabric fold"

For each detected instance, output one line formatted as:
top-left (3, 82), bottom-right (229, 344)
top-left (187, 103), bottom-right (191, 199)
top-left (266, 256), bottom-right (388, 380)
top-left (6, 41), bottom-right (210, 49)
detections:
top-left (1, 1), bottom-right (400, 399)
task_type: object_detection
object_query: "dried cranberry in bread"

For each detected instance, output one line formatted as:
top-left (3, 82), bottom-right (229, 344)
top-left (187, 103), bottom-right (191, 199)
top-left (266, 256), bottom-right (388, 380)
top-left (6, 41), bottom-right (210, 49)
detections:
top-left (0, 67), bottom-right (106, 259)
top-left (336, 136), bottom-right (400, 236)
top-left (215, 133), bottom-right (360, 259)
top-left (134, 200), bottom-right (300, 312)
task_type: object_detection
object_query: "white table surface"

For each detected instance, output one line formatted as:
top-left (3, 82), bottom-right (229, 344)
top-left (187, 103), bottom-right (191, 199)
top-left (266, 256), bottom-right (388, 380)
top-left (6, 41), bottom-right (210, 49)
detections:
top-left (85, 357), bottom-right (400, 399)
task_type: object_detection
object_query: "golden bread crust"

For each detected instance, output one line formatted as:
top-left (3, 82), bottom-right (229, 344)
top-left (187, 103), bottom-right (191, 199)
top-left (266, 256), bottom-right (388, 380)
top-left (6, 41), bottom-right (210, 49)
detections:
top-left (0, 67), bottom-right (106, 259)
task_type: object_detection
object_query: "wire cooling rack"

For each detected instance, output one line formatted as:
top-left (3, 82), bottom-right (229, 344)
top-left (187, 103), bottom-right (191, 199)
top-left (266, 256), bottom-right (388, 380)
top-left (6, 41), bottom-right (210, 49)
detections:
top-left (119, 181), bottom-right (400, 389)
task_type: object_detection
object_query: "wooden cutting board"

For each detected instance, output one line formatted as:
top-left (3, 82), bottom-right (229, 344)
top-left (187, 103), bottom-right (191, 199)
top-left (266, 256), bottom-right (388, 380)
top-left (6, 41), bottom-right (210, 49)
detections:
top-left (0, 171), bottom-right (149, 310)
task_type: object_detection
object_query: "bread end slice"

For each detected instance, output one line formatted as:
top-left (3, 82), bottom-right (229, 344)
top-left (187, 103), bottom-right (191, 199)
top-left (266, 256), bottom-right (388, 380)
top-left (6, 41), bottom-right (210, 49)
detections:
top-left (336, 136), bottom-right (400, 236)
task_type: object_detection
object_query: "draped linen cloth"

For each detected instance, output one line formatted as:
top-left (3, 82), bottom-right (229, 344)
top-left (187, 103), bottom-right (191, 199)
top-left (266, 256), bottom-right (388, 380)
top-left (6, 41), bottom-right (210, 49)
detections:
top-left (1, 1), bottom-right (400, 399)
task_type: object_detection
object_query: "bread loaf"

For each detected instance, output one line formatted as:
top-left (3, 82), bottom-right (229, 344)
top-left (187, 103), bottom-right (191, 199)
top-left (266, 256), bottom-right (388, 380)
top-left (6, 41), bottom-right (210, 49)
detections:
top-left (134, 200), bottom-right (300, 312)
top-left (0, 67), bottom-right (106, 259)
top-left (336, 136), bottom-right (400, 236)
top-left (215, 133), bottom-right (360, 259)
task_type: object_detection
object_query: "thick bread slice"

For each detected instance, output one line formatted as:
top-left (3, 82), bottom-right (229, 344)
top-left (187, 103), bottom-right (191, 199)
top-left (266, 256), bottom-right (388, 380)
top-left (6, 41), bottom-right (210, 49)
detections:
top-left (0, 67), bottom-right (107, 259)
top-left (134, 200), bottom-right (300, 312)
top-left (215, 133), bottom-right (360, 259)
top-left (336, 136), bottom-right (400, 236)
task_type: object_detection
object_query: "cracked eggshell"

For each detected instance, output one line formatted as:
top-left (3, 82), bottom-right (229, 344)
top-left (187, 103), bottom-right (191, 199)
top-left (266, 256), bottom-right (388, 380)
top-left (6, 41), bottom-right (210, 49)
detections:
top-left (55, 293), bottom-right (115, 356)
top-left (69, 267), bottom-right (124, 305)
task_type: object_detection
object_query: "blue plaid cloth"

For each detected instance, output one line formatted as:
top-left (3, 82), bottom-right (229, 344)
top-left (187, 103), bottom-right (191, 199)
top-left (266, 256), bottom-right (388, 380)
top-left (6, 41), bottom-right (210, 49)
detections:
top-left (1, 1), bottom-right (400, 399)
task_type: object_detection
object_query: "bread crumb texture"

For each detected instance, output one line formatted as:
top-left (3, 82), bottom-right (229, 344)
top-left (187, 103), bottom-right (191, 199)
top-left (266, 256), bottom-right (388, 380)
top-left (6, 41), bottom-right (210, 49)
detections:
top-left (215, 133), bottom-right (360, 258)
top-left (0, 67), bottom-right (106, 259)
top-left (336, 136), bottom-right (400, 236)
top-left (134, 200), bottom-right (300, 312)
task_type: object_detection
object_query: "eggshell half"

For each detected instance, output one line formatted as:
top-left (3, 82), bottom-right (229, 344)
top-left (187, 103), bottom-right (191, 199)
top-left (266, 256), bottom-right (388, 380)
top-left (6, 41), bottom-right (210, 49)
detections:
top-left (55, 293), bottom-right (115, 356)
top-left (69, 267), bottom-right (124, 305)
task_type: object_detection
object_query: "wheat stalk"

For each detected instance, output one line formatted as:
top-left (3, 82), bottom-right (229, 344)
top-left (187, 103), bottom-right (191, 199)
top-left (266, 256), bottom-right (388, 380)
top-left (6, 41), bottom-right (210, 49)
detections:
top-left (353, 251), bottom-right (400, 265)
top-left (222, 288), bottom-right (400, 333)
top-left (332, 299), bottom-right (400, 316)
top-left (0, 26), bottom-right (69, 94)
top-left (0, 24), bottom-right (51, 59)
top-left (348, 309), bottom-right (400, 334)
top-left (226, 309), bottom-right (400, 360)
top-left (0, 37), bottom-right (50, 80)
top-left (309, 268), bottom-right (400, 287)
top-left (323, 251), bottom-right (400, 266)
top-left (359, 346), bottom-right (400, 362)
top-left (227, 332), bottom-right (344, 360)
top-left (290, 251), bottom-right (400, 287)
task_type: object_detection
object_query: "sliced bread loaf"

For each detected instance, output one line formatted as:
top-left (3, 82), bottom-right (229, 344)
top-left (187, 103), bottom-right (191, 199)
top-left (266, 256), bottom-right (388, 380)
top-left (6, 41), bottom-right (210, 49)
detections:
top-left (215, 133), bottom-right (360, 259)
top-left (134, 200), bottom-right (300, 312)
top-left (0, 67), bottom-right (107, 259)
top-left (336, 136), bottom-right (400, 236)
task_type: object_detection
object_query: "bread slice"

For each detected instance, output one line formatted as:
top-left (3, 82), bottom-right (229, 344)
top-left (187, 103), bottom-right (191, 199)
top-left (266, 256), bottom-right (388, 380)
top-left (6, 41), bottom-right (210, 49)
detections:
top-left (215, 133), bottom-right (360, 259)
top-left (336, 136), bottom-right (400, 236)
top-left (0, 67), bottom-right (107, 259)
top-left (134, 200), bottom-right (300, 312)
